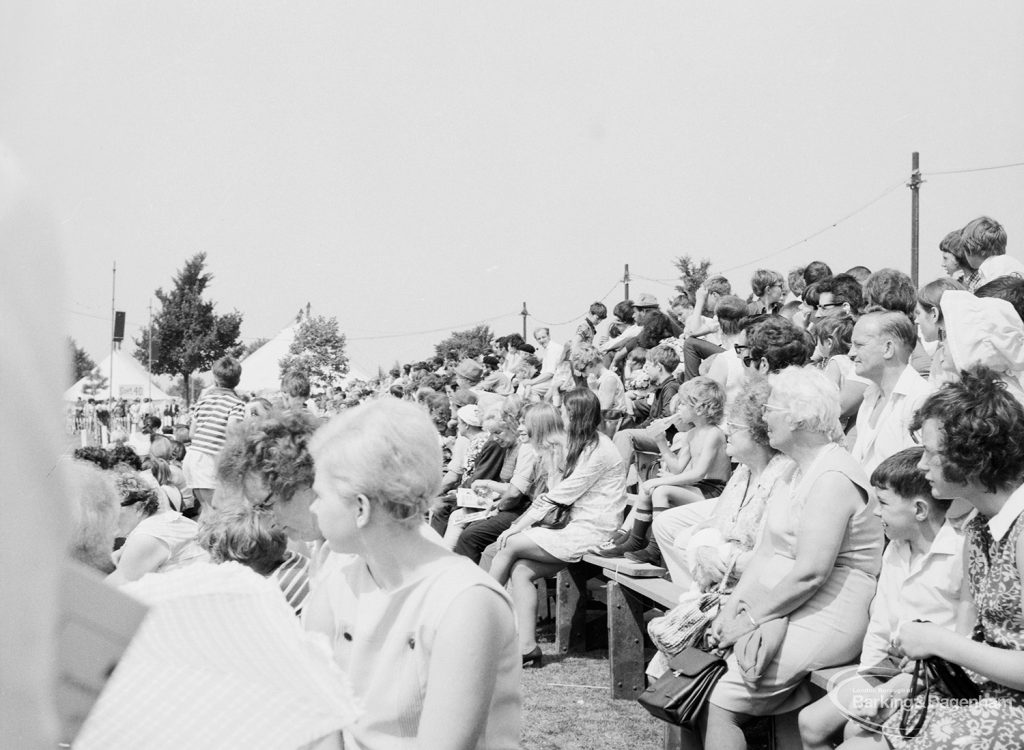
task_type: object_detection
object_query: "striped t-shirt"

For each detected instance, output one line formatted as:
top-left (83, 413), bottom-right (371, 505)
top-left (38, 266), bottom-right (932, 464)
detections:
top-left (189, 387), bottom-right (245, 456)
top-left (270, 549), bottom-right (311, 616)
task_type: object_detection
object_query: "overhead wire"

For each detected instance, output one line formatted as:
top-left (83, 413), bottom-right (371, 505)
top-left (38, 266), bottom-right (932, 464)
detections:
top-left (529, 278), bottom-right (623, 327)
top-left (924, 160), bottom-right (1024, 177)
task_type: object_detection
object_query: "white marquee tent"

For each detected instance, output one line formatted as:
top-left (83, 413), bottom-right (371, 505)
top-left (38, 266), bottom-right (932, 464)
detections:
top-left (64, 349), bottom-right (174, 402)
top-left (235, 321), bottom-right (372, 395)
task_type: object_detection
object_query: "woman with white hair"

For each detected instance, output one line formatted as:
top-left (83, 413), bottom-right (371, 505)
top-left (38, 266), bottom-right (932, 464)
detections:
top-left (303, 399), bottom-right (520, 750)
top-left (701, 366), bottom-right (883, 749)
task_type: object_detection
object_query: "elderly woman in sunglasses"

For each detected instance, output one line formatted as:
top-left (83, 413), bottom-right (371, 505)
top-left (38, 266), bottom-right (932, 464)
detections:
top-left (700, 366), bottom-right (883, 750)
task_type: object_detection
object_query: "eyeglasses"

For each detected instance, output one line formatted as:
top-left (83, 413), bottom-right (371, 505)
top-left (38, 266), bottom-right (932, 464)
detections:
top-left (724, 421), bottom-right (751, 437)
top-left (742, 355), bottom-right (760, 368)
top-left (817, 302), bottom-right (843, 311)
top-left (761, 402), bottom-right (788, 415)
top-left (733, 344), bottom-right (750, 356)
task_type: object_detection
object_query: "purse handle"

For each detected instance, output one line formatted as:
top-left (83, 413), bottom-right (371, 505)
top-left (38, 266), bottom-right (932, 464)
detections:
top-left (897, 659), bottom-right (931, 740)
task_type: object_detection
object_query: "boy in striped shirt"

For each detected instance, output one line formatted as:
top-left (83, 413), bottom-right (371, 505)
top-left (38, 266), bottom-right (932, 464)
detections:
top-left (183, 356), bottom-right (245, 509)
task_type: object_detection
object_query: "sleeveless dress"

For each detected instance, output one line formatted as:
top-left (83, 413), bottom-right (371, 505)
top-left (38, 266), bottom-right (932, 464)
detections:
top-left (887, 509), bottom-right (1024, 749)
top-left (304, 553), bottom-right (521, 750)
top-left (710, 443), bottom-right (883, 715)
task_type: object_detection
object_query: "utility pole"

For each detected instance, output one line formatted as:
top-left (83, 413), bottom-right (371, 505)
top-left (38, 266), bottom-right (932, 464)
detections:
top-left (520, 302), bottom-right (529, 340)
top-left (909, 152), bottom-right (922, 286)
top-left (148, 298), bottom-right (153, 400)
top-left (623, 264), bottom-right (630, 301)
top-left (109, 262), bottom-right (116, 403)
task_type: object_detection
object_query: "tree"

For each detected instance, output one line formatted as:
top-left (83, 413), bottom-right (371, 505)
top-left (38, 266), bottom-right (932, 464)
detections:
top-left (67, 336), bottom-right (96, 385)
top-left (240, 337), bottom-right (270, 359)
top-left (673, 255), bottom-right (713, 298)
top-left (278, 314), bottom-right (348, 395)
top-left (134, 253), bottom-right (243, 408)
top-left (434, 325), bottom-right (493, 361)
top-left (81, 367), bottom-right (108, 397)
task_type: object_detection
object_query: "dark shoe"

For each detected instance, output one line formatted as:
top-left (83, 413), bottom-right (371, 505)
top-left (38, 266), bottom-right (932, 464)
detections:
top-left (596, 533), bottom-right (647, 558)
top-left (625, 540), bottom-right (663, 566)
top-left (522, 646), bottom-right (543, 668)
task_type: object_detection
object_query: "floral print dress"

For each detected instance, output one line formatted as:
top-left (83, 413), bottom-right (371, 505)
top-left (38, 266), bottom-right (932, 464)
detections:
top-left (887, 510), bottom-right (1024, 749)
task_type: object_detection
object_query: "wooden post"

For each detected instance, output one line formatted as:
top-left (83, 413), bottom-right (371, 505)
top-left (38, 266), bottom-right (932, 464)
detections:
top-left (520, 302), bottom-right (528, 341)
top-left (909, 152), bottom-right (922, 286)
top-left (624, 264), bottom-right (630, 301)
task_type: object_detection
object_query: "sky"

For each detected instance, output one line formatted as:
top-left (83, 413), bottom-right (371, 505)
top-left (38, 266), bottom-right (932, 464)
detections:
top-left (2, 2), bottom-right (1023, 377)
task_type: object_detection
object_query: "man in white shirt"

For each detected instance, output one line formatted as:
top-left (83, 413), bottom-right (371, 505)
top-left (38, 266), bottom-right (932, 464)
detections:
top-left (523, 327), bottom-right (563, 400)
top-left (849, 311), bottom-right (933, 475)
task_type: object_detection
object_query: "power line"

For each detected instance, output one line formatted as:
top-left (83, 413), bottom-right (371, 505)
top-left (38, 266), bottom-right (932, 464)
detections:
top-left (346, 312), bottom-right (520, 341)
top-left (530, 279), bottom-right (622, 327)
top-left (715, 177), bottom-right (907, 275)
top-left (924, 160), bottom-right (1024, 177)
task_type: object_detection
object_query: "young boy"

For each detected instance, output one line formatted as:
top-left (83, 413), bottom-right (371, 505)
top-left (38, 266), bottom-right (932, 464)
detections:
top-left (797, 447), bottom-right (963, 750)
top-left (601, 377), bottom-right (729, 564)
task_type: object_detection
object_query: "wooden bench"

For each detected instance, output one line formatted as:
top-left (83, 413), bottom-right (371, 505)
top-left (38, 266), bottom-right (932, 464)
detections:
top-left (554, 554), bottom-right (668, 655)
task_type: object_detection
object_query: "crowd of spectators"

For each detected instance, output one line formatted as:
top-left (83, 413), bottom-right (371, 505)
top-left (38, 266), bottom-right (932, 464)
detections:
top-left (59, 214), bottom-right (1024, 749)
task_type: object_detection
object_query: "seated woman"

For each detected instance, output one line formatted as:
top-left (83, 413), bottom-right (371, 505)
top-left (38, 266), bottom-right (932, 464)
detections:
top-left (198, 503), bottom-right (311, 615)
top-left (881, 368), bottom-right (1024, 749)
top-left (702, 366), bottom-right (883, 750)
top-left (489, 389), bottom-right (627, 666)
top-left (304, 399), bottom-right (520, 750)
top-left (214, 408), bottom-right (324, 546)
top-left (453, 402), bottom-right (566, 564)
top-left (443, 401), bottom-right (528, 550)
top-left (107, 470), bottom-right (209, 585)
top-left (653, 379), bottom-right (796, 590)
top-left (599, 376), bottom-right (731, 565)
top-left (429, 398), bottom-right (522, 538)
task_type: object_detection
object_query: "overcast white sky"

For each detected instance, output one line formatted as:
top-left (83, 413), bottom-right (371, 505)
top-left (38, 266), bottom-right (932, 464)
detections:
top-left (3, 2), bottom-right (1023, 375)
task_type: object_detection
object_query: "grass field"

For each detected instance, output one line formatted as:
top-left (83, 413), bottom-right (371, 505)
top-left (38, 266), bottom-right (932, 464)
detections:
top-left (520, 643), bottom-right (664, 750)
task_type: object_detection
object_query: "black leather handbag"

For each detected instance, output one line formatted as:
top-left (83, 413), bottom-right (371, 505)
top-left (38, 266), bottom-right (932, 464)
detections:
top-left (926, 656), bottom-right (980, 701)
top-left (637, 647), bottom-right (727, 725)
top-left (534, 497), bottom-right (571, 530)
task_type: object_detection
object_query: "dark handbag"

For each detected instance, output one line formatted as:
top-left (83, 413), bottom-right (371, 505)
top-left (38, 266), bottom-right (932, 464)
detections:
top-left (534, 497), bottom-right (571, 530)
top-left (637, 646), bottom-right (727, 725)
top-left (926, 656), bottom-right (980, 701)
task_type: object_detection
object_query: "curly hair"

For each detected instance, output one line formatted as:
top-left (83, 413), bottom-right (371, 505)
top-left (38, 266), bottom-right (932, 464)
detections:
top-left (114, 470), bottom-right (161, 517)
top-left (767, 366), bottom-right (843, 441)
top-left (638, 310), bottom-right (677, 349)
top-left (679, 376), bottom-right (725, 424)
top-left (746, 317), bottom-right (812, 372)
top-left (216, 408), bottom-right (320, 506)
top-left (727, 378), bottom-right (773, 448)
top-left (107, 445), bottom-right (143, 471)
top-left (612, 300), bottom-right (635, 325)
top-left (197, 504), bottom-right (288, 576)
top-left (823, 273), bottom-right (864, 313)
top-left (73, 446), bottom-right (112, 470)
top-left (909, 366), bottom-right (1024, 492)
top-left (975, 275), bottom-right (1024, 323)
top-left (570, 343), bottom-right (603, 373)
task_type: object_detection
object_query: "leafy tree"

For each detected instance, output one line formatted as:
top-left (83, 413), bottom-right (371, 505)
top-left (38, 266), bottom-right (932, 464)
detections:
top-left (134, 253), bottom-right (243, 408)
top-left (168, 374), bottom-right (206, 404)
top-left (67, 336), bottom-right (96, 385)
top-left (240, 337), bottom-right (270, 359)
top-left (434, 325), bottom-right (493, 361)
top-left (81, 367), bottom-right (108, 397)
top-left (279, 314), bottom-right (348, 395)
top-left (673, 255), bottom-right (713, 297)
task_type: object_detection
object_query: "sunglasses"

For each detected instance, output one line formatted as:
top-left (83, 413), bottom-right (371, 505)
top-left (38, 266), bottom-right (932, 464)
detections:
top-left (742, 355), bottom-right (761, 368)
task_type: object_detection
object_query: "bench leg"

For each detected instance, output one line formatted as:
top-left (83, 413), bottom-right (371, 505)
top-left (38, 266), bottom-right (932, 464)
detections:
top-left (664, 724), bottom-right (701, 750)
top-left (554, 566), bottom-right (589, 654)
top-left (606, 579), bottom-right (648, 699)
